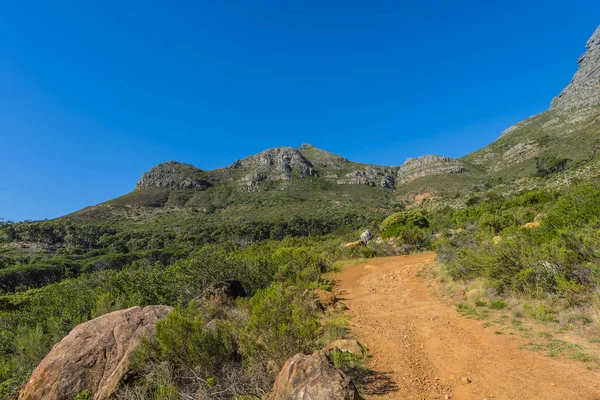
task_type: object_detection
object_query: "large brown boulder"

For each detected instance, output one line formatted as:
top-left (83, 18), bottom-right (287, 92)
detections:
top-left (265, 352), bottom-right (361, 400)
top-left (17, 305), bottom-right (172, 400)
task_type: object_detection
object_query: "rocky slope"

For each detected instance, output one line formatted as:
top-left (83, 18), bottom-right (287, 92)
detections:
top-left (463, 24), bottom-right (600, 184)
top-left (397, 155), bottom-right (468, 184)
top-left (551, 25), bottom-right (600, 111)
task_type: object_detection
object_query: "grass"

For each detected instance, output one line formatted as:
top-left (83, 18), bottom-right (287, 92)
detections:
top-left (489, 300), bottom-right (508, 309)
top-left (455, 303), bottom-right (489, 320)
top-left (519, 339), bottom-right (598, 365)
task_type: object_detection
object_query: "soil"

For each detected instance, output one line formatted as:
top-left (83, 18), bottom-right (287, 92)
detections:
top-left (333, 253), bottom-right (600, 400)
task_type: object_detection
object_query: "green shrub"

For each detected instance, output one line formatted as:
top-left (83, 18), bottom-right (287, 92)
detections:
top-left (489, 300), bottom-right (507, 309)
top-left (154, 303), bottom-right (238, 372)
top-left (74, 390), bottom-right (93, 400)
top-left (241, 284), bottom-right (319, 366)
top-left (380, 211), bottom-right (429, 239)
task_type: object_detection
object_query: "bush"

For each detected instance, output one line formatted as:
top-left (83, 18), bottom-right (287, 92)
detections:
top-left (241, 284), bottom-right (319, 367)
top-left (380, 211), bottom-right (429, 239)
top-left (154, 303), bottom-right (238, 372)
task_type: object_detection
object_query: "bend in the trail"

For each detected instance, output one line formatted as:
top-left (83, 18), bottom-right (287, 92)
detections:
top-left (333, 253), bottom-right (600, 400)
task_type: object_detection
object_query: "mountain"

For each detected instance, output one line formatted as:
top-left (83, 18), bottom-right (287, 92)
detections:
top-left (69, 25), bottom-right (600, 224)
top-left (462, 25), bottom-right (600, 190)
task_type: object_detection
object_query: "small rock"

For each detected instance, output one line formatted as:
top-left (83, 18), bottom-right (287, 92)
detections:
top-left (313, 289), bottom-right (337, 309)
top-left (324, 340), bottom-right (367, 358)
top-left (359, 229), bottom-right (373, 244)
top-left (264, 352), bottom-right (361, 399)
top-left (461, 377), bottom-right (471, 384)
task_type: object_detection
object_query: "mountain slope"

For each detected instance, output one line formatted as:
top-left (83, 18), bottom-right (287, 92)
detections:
top-left (463, 25), bottom-right (600, 187)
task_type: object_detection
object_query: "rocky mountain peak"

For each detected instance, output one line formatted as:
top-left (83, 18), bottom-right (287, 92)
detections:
top-left (230, 147), bottom-right (317, 187)
top-left (550, 25), bottom-right (600, 111)
top-left (136, 161), bottom-right (211, 190)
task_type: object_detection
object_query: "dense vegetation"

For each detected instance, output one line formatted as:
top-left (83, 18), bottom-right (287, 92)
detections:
top-left (0, 211), bottom-right (373, 399)
top-left (3, 177), bottom-right (600, 398)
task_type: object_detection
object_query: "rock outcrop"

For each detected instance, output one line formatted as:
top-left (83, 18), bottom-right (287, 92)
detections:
top-left (17, 306), bottom-right (172, 400)
top-left (337, 166), bottom-right (396, 188)
top-left (397, 155), bottom-right (468, 184)
top-left (136, 161), bottom-right (211, 190)
top-left (551, 25), bottom-right (600, 111)
top-left (231, 147), bottom-right (317, 187)
top-left (264, 352), bottom-right (361, 400)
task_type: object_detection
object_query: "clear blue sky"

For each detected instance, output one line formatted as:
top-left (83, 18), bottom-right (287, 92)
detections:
top-left (1, 1), bottom-right (599, 221)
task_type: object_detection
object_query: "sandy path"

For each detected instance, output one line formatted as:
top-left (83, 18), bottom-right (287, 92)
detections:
top-left (333, 253), bottom-right (600, 400)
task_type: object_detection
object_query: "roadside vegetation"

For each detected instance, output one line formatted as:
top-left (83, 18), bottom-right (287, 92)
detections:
top-left (3, 178), bottom-right (600, 397)
top-left (0, 214), bottom-right (371, 399)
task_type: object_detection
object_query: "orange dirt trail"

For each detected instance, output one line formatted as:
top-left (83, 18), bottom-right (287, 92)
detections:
top-left (333, 253), bottom-right (600, 400)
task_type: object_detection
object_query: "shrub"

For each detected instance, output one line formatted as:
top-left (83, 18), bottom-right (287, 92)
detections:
top-left (380, 211), bottom-right (429, 239)
top-left (241, 284), bottom-right (319, 366)
top-left (154, 304), bottom-right (238, 372)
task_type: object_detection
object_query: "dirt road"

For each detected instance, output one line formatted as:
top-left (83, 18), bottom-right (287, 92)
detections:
top-left (333, 253), bottom-right (600, 400)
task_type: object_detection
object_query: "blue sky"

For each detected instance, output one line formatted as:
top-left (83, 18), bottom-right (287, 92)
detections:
top-left (1, 1), bottom-right (599, 221)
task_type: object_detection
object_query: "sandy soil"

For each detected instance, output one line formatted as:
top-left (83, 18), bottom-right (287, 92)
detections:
top-left (333, 253), bottom-right (600, 400)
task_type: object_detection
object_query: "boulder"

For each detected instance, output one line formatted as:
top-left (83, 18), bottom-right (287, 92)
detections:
top-left (17, 305), bottom-right (172, 400)
top-left (313, 289), bottom-right (337, 309)
top-left (359, 229), bottom-right (373, 244)
top-left (264, 352), bottom-right (361, 400)
top-left (207, 279), bottom-right (247, 304)
top-left (324, 340), bottom-right (366, 358)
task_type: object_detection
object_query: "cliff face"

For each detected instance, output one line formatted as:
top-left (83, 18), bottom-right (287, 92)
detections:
top-left (466, 25), bottom-right (600, 181)
top-left (397, 155), bottom-right (468, 184)
top-left (551, 25), bottom-right (600, 111)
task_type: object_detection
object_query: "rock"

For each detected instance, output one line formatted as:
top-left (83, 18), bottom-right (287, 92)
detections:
top-left (136, 161), bottom-right (212, 190)
top-left (207, 279), bottom-right (247, 304)
top-left (264, 352), bottom-right (361, 400)
top-left (17, 305), bottom-right (172, 400)
top-left (324, 340), bottom-right (367, 358)
top-left (230, 147), bottom-right (317, 183)
top-left (551, 25), bottom-right (600, 110)
top-left (397, 155), bottom-right (468, 184)
top-left (334, 302), bottom-right (349, 312)
top-left (336, 166), bottom-right (396, 188)
top-left (313, 289), bottom-right (337, 308)
top-left (359, 229), bottom-right (373, 244)
top-left (461, 377), bottom-right (472, 384)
